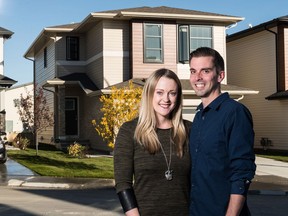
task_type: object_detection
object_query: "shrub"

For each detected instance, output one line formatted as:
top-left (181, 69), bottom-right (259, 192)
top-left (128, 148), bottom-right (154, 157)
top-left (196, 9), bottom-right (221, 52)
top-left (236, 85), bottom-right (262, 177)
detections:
top-left (67, 142), bottom-right (87, 158)
top-left (13, 136), bottom-right (30, 150)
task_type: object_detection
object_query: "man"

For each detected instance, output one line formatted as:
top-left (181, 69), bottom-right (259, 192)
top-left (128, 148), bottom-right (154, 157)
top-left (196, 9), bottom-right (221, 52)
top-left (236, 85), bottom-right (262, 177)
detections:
top-left (189, 47), bottom-right (256, 216)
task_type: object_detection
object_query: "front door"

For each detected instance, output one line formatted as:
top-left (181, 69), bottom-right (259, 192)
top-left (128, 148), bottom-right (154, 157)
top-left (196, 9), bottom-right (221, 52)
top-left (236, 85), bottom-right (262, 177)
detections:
top-left (65, 97), bottom-right (78, 136)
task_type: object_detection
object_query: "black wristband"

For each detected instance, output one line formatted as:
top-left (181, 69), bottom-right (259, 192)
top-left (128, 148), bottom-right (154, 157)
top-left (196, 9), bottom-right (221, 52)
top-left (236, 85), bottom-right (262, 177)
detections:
top-left (117, 188), bottom-right (138, 213)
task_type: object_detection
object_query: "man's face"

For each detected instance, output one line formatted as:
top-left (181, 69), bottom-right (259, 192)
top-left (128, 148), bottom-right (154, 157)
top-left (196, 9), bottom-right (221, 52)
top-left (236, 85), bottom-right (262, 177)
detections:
top-left (189, 56), bottom-right (224, 104)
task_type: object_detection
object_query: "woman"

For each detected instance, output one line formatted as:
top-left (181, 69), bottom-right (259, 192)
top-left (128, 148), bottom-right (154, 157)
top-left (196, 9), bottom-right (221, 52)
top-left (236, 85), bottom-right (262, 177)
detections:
top-left (114, 68), bottom-right (191, 216)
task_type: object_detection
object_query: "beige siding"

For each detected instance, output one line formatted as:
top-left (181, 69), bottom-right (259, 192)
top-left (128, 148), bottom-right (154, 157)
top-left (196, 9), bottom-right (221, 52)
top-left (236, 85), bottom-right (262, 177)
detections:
top-left (284, 28), bottom-right (288, 89)
top-left (86, 22), bottom-right (103, 59)
top-left (213, 26), bottom-right (227, 84)
top-left (227, 29), bottom-right (288, 150)
top-left (34, 40), bottom-right (55, 145)
top-left (55, 34), bottom-right (86, 61)
top-left (132, 22), bottom-right (177, 79)
top-left (85, 22), bottom-right (104, 88)
top-left (177, 25), bottom-right (227, 80)
top-left (103, 20), bottom-right (130, 87)
top-left (5, 83), bottom-right (34, 133)
top-left (55, 34), bottom-right (86, 77)
top-left (0, 37), bottom-right (3, 75)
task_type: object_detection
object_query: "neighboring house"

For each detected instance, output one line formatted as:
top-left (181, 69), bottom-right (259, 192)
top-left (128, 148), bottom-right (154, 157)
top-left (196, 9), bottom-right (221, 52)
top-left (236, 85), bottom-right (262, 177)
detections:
top-left (227, 16), bottom-right (288, 151)
top-left (24, 6), bottom-right (257, 152)
top-left (0, 27), bottom-right (17, 134)
top-left (5, 82), bottom-right (33, 133)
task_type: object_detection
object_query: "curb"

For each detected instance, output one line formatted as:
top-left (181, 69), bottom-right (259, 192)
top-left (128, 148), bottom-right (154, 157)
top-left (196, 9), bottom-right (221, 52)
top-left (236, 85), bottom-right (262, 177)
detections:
top-left (6, 176), bottom-right (115, 189)
top-left (8, 179), bottom-right (70, 189)
top-left (248, 190), bottom-right (288, 196)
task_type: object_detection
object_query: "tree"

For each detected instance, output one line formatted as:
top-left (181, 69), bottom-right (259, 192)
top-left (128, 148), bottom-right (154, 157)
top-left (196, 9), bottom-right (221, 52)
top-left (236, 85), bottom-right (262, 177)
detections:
top-left (92, 80), bottom-right (142, 149)
top-left (14, 86), bottom-right (54, 155)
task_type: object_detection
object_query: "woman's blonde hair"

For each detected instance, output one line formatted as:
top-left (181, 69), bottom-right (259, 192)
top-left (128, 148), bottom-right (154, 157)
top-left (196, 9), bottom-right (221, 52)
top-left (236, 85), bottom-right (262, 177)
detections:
top-left (134, 68), bottom-right (188, 158)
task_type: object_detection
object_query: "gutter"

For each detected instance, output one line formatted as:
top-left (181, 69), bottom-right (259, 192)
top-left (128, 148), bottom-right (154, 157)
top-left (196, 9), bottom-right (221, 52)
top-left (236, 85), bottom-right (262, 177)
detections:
top-left (264, 25), bottom-right (279, 92)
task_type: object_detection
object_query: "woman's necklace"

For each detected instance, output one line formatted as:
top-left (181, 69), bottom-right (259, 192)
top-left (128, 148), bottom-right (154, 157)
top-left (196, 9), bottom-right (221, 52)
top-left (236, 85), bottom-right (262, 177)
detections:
top-left (159, 139), bottom-right (173, 181)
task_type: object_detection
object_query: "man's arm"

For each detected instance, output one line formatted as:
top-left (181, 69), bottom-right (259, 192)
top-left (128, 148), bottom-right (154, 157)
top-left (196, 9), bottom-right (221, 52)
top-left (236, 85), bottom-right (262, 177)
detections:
top-left (225, 194), bottom-right (245, 216)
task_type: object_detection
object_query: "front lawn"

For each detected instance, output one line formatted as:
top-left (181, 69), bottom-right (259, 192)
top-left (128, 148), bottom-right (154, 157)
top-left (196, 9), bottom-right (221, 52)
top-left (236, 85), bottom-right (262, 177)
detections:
top-left (8, 148), bottom-right (114, 179)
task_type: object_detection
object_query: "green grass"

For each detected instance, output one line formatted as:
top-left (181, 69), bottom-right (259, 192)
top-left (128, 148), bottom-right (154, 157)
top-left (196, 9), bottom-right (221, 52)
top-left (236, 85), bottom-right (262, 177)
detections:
top-left (7, 148), bottom-right (287, 179)
top-left (7, 148), bottom-right (114, 179)
top-left (255, 149), bottom-right (288, 163)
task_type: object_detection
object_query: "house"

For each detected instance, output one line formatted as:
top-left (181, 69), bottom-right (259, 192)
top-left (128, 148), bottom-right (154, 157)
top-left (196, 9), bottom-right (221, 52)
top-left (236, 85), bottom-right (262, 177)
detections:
top-left (5, 82), bottom-right (33, 133)
top-left (24, 6), bottom-right (258, 152)
top-left (227, 16), bottom-right (288, 151)
top-left (0, 27), bottom-right (17, 135)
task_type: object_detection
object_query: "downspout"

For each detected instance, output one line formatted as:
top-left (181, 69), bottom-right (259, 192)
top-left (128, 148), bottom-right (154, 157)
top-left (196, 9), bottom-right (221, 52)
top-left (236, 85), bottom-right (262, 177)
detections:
top-left (25, 57), bottom-right (36, 145)
top-left (264, 25), bottom-right (279, 92)
top-left (42, 86), bottom-right (58, 143)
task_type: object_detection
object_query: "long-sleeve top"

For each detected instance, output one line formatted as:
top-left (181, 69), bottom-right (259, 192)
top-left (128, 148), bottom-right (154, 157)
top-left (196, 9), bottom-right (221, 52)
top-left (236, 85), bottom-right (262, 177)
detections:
top-left (114, 118), bottom-right (191, 216)
top-left (189, 92), bottom-right (256, 216)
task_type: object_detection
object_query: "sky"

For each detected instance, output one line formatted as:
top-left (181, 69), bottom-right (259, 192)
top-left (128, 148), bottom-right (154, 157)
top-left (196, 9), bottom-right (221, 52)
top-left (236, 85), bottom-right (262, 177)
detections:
top-left (1, 0), bottom-right (288, 86)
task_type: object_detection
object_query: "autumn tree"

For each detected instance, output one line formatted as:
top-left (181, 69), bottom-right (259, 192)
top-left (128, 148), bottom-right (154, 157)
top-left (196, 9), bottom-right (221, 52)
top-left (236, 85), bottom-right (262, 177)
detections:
top-left (14, 86), bottom-right (54, 155)
top-left (92, 80), bottom-right (142, 149)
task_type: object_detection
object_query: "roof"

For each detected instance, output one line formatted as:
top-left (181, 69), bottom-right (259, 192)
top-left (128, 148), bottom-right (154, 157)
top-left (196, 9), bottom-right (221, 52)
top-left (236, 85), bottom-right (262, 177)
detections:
top-left (97, 6), bottom-right (238, 18)
top-left (76, 6), bottom-right (243, 32)
top-left (0, 27), bottom-right (14, 39)
top-left (101, 78), bottom-right (259, 99)
top-left (227, 15), bottom-right (288, 41)
top-left (0, 74), bottom-right (17, 88)
top-left (265, 90), bottom-right (288, 100)
top-left (43, 73), bottom-right (99, 95)
top-left (25, 6), bottom-right (243, 57)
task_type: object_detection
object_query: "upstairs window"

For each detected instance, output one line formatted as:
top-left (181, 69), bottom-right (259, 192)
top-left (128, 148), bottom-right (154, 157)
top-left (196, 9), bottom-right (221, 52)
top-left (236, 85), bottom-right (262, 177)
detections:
top-left (44, 47), bottom-right (47, 68)
top-left (66, 36), bottom-right (79, 60)
top-left (144, 23), bottom-right (163, 63)
top-left (178, 25), bottom-right (212, 63)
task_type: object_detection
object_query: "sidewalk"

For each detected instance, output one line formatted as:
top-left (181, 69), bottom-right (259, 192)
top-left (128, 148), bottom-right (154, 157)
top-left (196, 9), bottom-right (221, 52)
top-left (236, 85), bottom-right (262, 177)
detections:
top-left (249, 156), bottom-right (288, 195)
top-left (3, 156), bottom-right (288, 195)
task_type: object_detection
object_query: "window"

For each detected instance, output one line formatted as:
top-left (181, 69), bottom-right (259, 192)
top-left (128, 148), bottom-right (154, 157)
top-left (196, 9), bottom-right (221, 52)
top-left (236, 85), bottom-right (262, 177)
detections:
top-left (144, 23), bottom-right (163, 63)
top-left (178, 25), bottom-right (212, 63)
top-left (66, 36), bottom-right (79, 60)
top-left (44, 47), bottom-right (47, 68)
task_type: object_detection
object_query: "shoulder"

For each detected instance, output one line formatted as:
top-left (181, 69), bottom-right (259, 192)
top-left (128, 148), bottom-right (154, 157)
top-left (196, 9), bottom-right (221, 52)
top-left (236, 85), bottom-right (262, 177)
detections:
top-left (223, 97), bottom-right (251, 113)
top-left (222, 98), bottom-right (253, 123)
top-left (119, 118), bottom-right (138, 132)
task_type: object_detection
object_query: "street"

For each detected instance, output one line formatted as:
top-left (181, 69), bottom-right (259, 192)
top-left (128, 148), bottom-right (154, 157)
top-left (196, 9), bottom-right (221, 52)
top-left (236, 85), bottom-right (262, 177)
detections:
top-left (0, 186), bottom-right (287, 216)
top-left (0, 186), bottom-right (123, 216)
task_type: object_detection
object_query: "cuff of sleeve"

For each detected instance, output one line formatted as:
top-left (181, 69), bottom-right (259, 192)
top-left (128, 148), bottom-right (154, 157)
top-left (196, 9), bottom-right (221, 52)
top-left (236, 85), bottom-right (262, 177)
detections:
top-left (231, 180), bottom-right (251, 196)
top-left (117, 188), bottom-right (138, 213)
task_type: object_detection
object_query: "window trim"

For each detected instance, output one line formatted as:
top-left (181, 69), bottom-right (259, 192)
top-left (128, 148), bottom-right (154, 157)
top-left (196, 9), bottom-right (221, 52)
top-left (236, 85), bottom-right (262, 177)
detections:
top-left (178, 25), bottom-right (213, 63)
top-left (143, 23), bottom-right (163, 63)
top-left (66, 36), bottom-right (79, 61)
top-left (44, 47), bottom-right (47, 68)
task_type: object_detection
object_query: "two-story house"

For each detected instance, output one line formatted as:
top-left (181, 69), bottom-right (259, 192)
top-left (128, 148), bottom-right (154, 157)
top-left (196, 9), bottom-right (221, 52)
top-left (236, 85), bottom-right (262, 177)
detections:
top-left (24, 6), bottom-right (258, 152)
top-left (0, 27), bottom-right (17, 134)
top-left (227, 16), bottom-right (288, 151)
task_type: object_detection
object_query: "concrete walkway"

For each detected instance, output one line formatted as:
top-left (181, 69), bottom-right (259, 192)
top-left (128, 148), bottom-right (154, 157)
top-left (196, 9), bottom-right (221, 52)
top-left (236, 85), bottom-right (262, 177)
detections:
top-left (255, 156), bottom-right (288, 179)
top-left (249, 156), bottom-right (288, 195)
top-left (2, 156), bottom-right (288, 196)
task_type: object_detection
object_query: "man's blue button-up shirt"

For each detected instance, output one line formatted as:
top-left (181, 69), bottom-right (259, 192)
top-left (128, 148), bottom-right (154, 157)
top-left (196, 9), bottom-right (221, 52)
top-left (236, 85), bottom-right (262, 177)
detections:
top-left (189, 93), bottom-right (256, 216)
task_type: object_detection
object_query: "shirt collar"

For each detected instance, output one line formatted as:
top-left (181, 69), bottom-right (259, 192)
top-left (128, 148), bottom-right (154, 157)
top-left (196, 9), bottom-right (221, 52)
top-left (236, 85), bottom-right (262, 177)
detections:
top-left (196, 92), bottom-right (229, 112)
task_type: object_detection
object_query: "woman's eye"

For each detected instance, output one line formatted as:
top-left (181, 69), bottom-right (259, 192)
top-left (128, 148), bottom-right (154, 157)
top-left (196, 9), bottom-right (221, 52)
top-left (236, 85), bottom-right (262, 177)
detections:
top-left (156, 91), bottom-right (163, 95)
top-left (170, 92), bottom-right (177, 96)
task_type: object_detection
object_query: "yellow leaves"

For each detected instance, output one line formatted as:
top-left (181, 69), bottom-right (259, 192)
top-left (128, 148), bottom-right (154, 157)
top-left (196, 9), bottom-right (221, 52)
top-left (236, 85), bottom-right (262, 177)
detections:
top-left (92, 80), bottom-right (142, 149)
top-left (67, 142), bottom-right (86, 158)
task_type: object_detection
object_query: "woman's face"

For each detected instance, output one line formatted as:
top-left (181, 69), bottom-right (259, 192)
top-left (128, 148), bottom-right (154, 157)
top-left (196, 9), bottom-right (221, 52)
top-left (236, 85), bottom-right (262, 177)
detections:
top-left (152, 76), bottom-right (178, 121)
